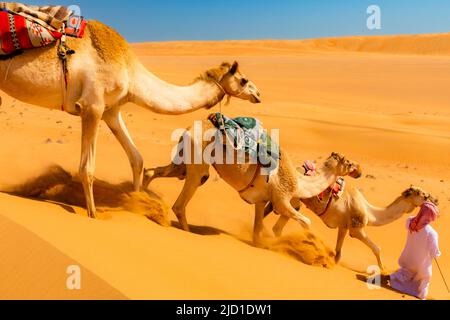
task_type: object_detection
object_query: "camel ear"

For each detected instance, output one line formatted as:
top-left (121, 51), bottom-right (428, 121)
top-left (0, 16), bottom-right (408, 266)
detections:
top-left (230, 61), bottom-right (239, 75)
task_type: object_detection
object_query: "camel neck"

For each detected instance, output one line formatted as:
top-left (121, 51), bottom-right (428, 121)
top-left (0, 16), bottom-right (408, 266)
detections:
top-left (129, 62), bottom-right (225, 115)
top-left (295, 165), bottom-right (337, 199)
top-left (367, 196), bottom-right (411, 226)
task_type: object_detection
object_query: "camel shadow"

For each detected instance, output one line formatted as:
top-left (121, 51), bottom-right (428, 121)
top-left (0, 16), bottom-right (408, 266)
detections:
top-left (355, 273), bottom-right (417, 299)
top-left (171, 221), bottom-right (231, 236)
top-left (1, 165), bottom-right (170, 226)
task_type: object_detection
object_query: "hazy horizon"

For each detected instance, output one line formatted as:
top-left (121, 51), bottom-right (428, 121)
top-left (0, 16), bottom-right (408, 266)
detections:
top-left (24, 0), bottom-right (450, 42)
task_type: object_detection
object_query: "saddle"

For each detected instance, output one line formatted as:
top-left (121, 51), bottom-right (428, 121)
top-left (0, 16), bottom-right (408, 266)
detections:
top-left (0, 3), bottom-right (87, 56)
top-left (208, 113), bottom-right (280, 174)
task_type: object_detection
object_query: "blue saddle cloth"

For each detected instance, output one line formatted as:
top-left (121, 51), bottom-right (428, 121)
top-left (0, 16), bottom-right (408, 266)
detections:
top-left (208, 113), bottom-right (280, 173)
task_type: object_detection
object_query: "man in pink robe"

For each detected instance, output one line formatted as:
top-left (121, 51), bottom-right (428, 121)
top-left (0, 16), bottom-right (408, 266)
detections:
top-left (390, 202), bottom-right (441, 300)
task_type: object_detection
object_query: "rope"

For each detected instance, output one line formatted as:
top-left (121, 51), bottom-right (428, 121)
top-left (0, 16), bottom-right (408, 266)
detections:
top-left (57, 24), bottom-right (75, 111)
top-left (435, 258), bottom-right (450, 293)
top-left (212, 80), bottom-right (245, 151)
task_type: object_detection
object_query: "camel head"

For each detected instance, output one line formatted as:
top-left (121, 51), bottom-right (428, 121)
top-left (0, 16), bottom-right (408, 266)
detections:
top-left (402, 186), bottom-right (439, 212)
top-left (325, 152), bottom-right (362, 178)
top-left (203, 61), bottom-right (261, 104)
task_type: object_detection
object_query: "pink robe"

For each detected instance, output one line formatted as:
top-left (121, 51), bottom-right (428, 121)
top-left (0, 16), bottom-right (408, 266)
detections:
top-left (390, 218), bottom-right (441, 300)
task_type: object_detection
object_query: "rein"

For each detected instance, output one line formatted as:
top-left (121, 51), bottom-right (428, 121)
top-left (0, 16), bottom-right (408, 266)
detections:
top-left (317, 188), bottom-right (334, 217)
top-left (212, 78), bottom-right (258, 193)
top-left (212, 80), bottom-right (245, 151)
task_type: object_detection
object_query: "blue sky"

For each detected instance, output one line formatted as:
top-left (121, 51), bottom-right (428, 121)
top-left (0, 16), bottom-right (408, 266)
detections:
top-left (26, 0), bottom-right (450, 42)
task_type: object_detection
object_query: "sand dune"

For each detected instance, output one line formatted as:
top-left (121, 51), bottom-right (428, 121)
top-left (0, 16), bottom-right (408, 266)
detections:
top-left (0, 33), bottom-right (449, 299)
top-left (0, 214), bottom-right (126, 300)
top-left (133, 32), bottom-right (450, 56)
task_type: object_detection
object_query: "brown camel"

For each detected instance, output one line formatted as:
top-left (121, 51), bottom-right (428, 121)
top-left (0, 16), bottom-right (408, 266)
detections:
top-left (143, 122), bottom-right (362, 243)
top-left (264, 184), bottom-right (439, 270)
top-left (0, 21), bottom-right (261, 218)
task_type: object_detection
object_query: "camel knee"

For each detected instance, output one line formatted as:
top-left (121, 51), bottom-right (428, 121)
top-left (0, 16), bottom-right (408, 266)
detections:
top-left (273, 202), bottom-right (311, 229)
top-left (291, 213), bottom-right (311, 229)
top-left (132, 153), bottom-right (144, 172)
top-left (349, 230), bottom-right (359, 239)
top-left (79, 165), bottom-right (94, 185)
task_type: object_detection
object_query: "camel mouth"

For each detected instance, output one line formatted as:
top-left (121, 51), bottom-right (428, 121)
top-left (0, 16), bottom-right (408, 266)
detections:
top-left (251, 94), bottom-right (262, 104)
top-left (427, 195), bottom-right (439, 206)
top-left (349, 169), bottom-right (362, 179)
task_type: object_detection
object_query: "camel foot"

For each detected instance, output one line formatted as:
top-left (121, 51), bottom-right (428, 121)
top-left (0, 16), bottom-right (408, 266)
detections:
top-left (335, 252), bottom-right (342, 264)
top-left (252, 237), bottom-right (264, 248)
top-left (380, 267), bottom-right (390, 276)
top-left (177, 219), bottom-right (190, 233)
top-left (272, 226), bottom-right (283, 238)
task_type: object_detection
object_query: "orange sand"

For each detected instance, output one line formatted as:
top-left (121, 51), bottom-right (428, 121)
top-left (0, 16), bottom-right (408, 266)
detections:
top-left (0, 33), bottom-right (449, 300)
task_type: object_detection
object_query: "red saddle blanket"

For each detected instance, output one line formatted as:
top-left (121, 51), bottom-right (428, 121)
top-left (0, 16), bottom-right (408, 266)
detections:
top-left (0, 10), bottom-right (62, 55)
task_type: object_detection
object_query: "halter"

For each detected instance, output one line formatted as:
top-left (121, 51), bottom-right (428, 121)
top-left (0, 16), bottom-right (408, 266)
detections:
top-left (211, 79), bottom-right (246, 151)
top-left (211, 78), bottom-right (248, 102)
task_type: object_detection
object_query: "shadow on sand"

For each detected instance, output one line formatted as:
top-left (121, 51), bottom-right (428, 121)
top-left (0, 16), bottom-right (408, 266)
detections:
top-left (1, 165), bottom-right (170, 226)
top-left (355, 273), bottom-right (416, 299)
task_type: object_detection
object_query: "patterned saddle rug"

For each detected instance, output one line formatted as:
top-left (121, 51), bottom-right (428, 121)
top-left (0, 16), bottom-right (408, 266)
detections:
top-left (208, 113), bottom-right (280, 174)
top-left (0, 2), bottom-right (86, 56)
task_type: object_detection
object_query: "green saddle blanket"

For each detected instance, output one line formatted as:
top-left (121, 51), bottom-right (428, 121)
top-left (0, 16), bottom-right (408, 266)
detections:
top-left (208, 113), bottom-right (280, 173)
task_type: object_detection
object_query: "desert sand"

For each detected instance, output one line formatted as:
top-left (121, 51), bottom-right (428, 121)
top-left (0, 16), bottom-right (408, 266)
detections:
top-left (0, 33), bottom-right (449, 300)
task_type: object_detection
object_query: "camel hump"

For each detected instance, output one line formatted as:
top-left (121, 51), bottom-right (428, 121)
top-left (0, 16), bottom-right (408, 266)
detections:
top-left (87, 20), bottom-right (133, 65)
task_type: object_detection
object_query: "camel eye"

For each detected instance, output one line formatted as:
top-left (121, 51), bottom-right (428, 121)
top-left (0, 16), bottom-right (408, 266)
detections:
top-left (240, 78), bottom-right (249, 86)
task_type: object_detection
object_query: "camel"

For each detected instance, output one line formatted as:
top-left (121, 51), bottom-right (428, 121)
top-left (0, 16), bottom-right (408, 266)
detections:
top-left (0, 21), bottom-right (261, 218)
top-left (143, 123), bottom-right (362, 243)
top-left (264, 184), bottom-right (439, 270)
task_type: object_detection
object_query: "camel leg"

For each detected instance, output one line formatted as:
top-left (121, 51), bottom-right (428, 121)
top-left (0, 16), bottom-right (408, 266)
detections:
top-left (103, 109), bottom-right (143, 192)
top-left (273, 215), bottom-right (290, 237)
top-left (335, 228), bottom-right (348, 264)
top-left (172, 164), bottom-right (210, 232)
top-left (79, 105), bottom-right (103, 219)
top-left (142, 163), bottom-right (186, 189)
top-left (350, 228), bottom-right (384, 270)
top-left (271, 199), bottom-right (301, 236)
top-left (264, 198), bottom-right (301, 218)
top-left (264, 202), bottom-right (274, 217)
top-left (274, 200), bottom-right (311, 230)
top-left (253, 202), bottom-right (267, 245)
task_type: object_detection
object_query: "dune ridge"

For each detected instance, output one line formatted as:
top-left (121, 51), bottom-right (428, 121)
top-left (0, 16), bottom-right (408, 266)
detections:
top-left (132, 32), bottom-right (450, 56)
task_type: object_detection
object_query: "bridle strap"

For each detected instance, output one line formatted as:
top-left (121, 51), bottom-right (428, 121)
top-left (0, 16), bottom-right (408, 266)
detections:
top-left (317, 188), bottom-right (334, 217)
top-left (211, 79), bottom-right (247, 103)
